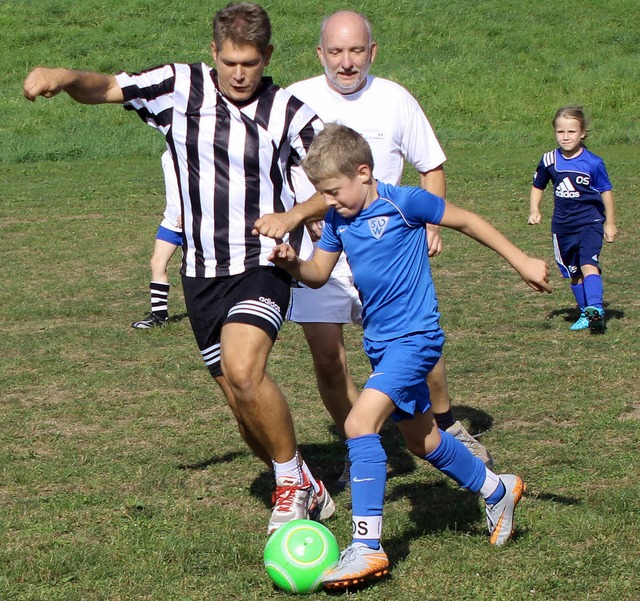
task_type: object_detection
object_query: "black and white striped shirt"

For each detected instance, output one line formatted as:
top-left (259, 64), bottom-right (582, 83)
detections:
top-left (115, 63), bottom-right (321, 278)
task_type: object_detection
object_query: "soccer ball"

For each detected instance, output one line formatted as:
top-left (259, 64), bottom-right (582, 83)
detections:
top-left (264, 519), bottom-right (340, 594)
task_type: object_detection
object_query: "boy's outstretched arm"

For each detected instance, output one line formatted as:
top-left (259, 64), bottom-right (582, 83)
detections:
top-left (24, 67), bottom-right (123, 104)
top-left (528, 187), bottom-right (544, 225)
top-left (440, 202), bottom-right (552, 293)
top-left (268, 245), bottom-right (339, 289)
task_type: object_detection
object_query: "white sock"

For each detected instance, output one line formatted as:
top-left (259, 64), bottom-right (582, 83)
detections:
top-left (479, 468), bottom-right (501, 500)
top-left (272, 452), bottom-right (303, 484)
top-left (301, 460), bottom-right (321, 494)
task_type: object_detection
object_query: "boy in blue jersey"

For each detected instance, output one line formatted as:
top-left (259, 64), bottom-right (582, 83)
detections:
top-left (529, 105), bottom-right (618, 332)
top-left (268, 124), bottom-right (552, 590)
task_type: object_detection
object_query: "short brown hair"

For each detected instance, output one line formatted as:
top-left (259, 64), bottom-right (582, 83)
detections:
top-left (303, 123), bottom-right (374, 183)
top-left (213, 2), bottom-right (271, 55)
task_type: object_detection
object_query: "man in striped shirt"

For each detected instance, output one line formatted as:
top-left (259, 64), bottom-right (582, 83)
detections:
top-left (23, 1), bottom-right (334, 534)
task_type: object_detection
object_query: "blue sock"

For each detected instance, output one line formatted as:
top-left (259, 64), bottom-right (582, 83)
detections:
top-left (347, 434), bottom-right (387, 549)
top-left (570, 282), bottom-right (586, 311)
top-left (424, 430), bottom-right (486, 493)
top-left (485, 480), bottom-right (506, 505)
top-left (583, 274), bottom-right (604, 309)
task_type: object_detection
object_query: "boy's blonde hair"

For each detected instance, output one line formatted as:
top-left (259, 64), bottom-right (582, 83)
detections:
top-left (302, 123), bottom-right (374, 183)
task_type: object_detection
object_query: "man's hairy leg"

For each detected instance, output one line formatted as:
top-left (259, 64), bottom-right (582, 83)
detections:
top-left (214, 373), bottom-right (271, 466)
top-left (302, 322), bottom-right (359, 436)
top-left (219, 322), bottom-right (298, 463)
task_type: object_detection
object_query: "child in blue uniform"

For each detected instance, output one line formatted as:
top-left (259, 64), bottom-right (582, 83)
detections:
top-left (528, 105), bottom-right (618, 332)
top-left (269, 123), bottom-right (552, 590)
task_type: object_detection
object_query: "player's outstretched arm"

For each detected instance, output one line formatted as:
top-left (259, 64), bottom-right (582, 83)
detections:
top-left (268, 245), bottom-right (337, 289)
top-left (24, 67), bottom-right (123, 104)
top-left (528, 186), bottom-right (544, 225)
top-left (440, 201), bottom-right (552, 293)
top-left (253, 192), bottom-right (327, 239)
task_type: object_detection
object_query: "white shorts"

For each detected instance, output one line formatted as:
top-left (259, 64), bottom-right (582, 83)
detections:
top-left (288, 275), bottom-right (362, 324)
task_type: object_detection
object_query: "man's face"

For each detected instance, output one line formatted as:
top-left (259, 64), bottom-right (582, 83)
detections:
top-left (211, 39), bottom-right (272, 103)
top-left (317, 14), bottom-right (377, 95)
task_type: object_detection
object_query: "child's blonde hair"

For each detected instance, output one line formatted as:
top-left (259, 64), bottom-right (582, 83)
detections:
top-left (302, 123), bottom-right (374, 183)
top-left (553, 104), bottom-right (590, 141)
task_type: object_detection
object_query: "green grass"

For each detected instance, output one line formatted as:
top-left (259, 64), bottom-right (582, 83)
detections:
top-left (2, 0), bottom-right (640, 599)
top-left (1, 147), bottom-right (638, 600)
top-left (2, 0), bottom-right (639, 162)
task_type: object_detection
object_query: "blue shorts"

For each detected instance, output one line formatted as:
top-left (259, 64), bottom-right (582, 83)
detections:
top-left (156, 225), bottom-right (183, 247)
top-left (363, 329), bottom-right (444, 422)
top-left (552, 225), bottom-right (603, 278)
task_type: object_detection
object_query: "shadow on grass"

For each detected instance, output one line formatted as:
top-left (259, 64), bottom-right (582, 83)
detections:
top-left (546, 302), bottom-right (624, 334)
top-left (525, 491), bottom-right (581, 505)
top-left (450, 405), bottom-right (494, 436)
top-left (177, 451), bottom-right (247, 470)
top-left (167, 311), bottom-right (189, 324)
top-left (247, 415), bottom-right (507, 555)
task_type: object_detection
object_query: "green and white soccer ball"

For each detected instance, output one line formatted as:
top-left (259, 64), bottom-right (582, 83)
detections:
top-left (264, 519), bottom-right (340, 594)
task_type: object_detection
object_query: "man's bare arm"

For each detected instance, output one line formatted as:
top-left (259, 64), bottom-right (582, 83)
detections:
top-left (253, 191), bottom-right (327, 239)
top-left (24, 67), bottom-right (124, 104)
top-left (420, 165), bottom-right (446, 257)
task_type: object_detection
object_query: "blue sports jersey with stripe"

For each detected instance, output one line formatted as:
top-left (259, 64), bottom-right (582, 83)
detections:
top-left (317, 181), bottom-right (445, 341)
top-left (532, 147), bottom-right (612, 234)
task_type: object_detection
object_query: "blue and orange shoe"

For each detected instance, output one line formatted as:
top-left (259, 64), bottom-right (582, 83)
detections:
top-left (323, 543), bottom-right (390, 590)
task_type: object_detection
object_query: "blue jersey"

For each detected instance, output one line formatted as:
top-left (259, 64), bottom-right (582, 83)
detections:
top-left (317, 181), bottom-right (445, 341)
top-left (532, 147), bottom-right (612, 234)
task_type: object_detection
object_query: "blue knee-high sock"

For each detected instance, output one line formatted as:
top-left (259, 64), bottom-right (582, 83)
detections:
top-left (583, 274), bottom-right (604, 309)
top-left (570, 282), bottom-right (586, 311)
top-left (347, 434), bottom-right (387, 549)
top-left (424, 430), bottom-right (486, 493)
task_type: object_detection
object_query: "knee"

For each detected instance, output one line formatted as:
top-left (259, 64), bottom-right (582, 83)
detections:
top-left (344, 413), bottom-right (376, 440)
top-left (222, 362), bottom-right (262, 402)
top-left (405, 437), bottom-right (427, 458)
top-left (311, 347), bottom-right (347, 381)
top-left (150, 255), bottom-right (168, 277)
top-left (225, 369), bottom-right (258, 400)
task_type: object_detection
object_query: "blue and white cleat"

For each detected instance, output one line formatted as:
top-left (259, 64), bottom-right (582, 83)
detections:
top-left (584, 306), bottom-right (606, 332)
top-left (569, 312), bottom-right (589, 331)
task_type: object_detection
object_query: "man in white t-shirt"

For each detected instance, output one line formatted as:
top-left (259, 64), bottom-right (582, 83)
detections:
top-left (131, 151), bottom-right (184, 329)
top-left (255, 10), bottom-right (493, 482)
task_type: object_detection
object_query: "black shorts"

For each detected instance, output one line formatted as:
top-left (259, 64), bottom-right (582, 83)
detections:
top-left (182, 267), bottom-right (291, 377)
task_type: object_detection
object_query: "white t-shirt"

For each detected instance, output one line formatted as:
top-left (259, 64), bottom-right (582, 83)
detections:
top-left (287, 74), bottom-right (446, 274)
top-left (160, 150), bottom-right (182, 233)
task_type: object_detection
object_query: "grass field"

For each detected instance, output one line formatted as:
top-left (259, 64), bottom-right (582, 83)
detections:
top-left (1, 1), bottom-right (639, 600)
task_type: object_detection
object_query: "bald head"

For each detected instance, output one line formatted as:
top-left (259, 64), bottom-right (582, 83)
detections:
top-left (317, 11), bottom-right (377, 95)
